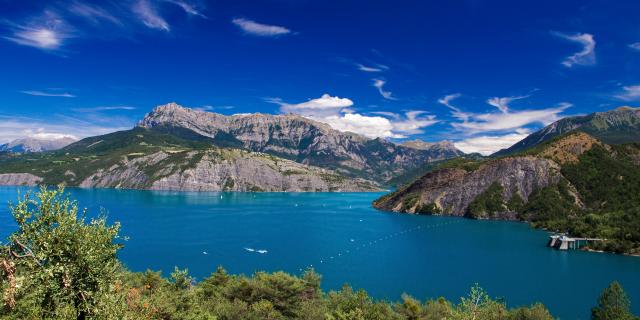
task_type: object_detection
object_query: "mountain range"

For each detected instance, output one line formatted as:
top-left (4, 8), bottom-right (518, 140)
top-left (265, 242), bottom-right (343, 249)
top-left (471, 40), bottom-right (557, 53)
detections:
top-left (0, 136), bottom-right (76, 153)
top-left (493, 106), bottom-right (640, 156)
top-left (0, 103), bottom-right (463, 191)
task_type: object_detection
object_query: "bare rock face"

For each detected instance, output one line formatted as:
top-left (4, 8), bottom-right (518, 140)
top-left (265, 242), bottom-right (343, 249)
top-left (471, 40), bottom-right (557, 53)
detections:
top-left (138, 103), bottom-right (464, 182)
top-left (374, 156), bottom-right (563, 216)
top-left (79, 149), bottom-right (380, 192)
top-left (0, 173), bottom-right (43, 186)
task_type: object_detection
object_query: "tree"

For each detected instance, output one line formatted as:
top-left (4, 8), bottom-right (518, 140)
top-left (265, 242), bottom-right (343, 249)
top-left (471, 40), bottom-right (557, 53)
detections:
top-left (591, 281), bottom-right (636, 320)
top-left (0, 187), bottom-right (122, 319)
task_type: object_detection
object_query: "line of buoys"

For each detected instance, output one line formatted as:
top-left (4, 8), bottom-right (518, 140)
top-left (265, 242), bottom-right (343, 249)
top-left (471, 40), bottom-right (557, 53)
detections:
top-left (297, 220), bottom-right (461, 272)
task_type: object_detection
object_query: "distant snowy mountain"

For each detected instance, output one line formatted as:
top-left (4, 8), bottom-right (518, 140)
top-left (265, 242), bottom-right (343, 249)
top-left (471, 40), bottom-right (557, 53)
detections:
top-left (0, 137), bottom-right (77, 153)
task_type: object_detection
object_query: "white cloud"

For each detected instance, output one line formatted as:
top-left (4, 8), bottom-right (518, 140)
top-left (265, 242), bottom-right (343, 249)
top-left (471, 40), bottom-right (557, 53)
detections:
top-left (133, 0), bottom-right (170, 31)
top-left (0, 115), bottom-right (131, 144)
top-left (72, 105), bottom-right (136, 112)
top-left (452, 103), bottom-right (570, 133)
top-left (439, 92), bottom-right (570, 134)
top-left (437, 93), bottom-right (470, 121)
top-left (372, 78), bottom-right (397, 100)
top-left (8, 28), bottom-right (63, 50)
top-left (554, 32), bottom-right (596, 67)
top-left (615, 85), bottom-right (640, 101)
top-left (486, 95), bottom-right (528, 113)
top-left (454, 131), bottom-right (531, 155)
top-left (356, 63), bottom-right (388, 72)
top-left (4, 11), bottom-right (71, 51)
top-left (194, 105), bottom-right (234, 111)
top-left (21, 90), bottom-right (76, 98)
top-left (231, 18), bottom-right (291, 37)
top-left (277, 94), bottom-right (353, 117)
top-left (389, 111), bottom-right (438, 136)
top-left (630, 42), bottom-right (640, 51)
top-left (439, 93), bottom-right (570, 154)
top-left (68, 2), bottom-right (123, 26)
top-left (321, 113), bottom-right (397, 138)
top-left (269, 94), bottom-right (437, 138)
top-left (164, 0), bottom-right (206, 18)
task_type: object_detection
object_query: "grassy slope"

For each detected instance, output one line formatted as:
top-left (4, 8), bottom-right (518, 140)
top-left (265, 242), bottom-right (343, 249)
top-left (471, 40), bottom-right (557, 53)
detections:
top-left (0, 127), bottom-right (213, 186)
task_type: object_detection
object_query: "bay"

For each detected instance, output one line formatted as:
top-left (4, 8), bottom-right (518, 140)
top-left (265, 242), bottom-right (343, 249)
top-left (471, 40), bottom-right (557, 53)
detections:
top-left (0, 186), bottom-right (638, 319)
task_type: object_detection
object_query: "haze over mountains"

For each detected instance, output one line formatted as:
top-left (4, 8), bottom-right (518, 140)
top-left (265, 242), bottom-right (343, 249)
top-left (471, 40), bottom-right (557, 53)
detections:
top-left (0, 136), bottom-right (76, 153)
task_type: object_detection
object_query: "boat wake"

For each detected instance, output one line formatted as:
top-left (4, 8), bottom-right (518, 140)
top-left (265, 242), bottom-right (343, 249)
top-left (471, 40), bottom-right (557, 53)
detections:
top-left (245, 247), bottom-right (268, 254)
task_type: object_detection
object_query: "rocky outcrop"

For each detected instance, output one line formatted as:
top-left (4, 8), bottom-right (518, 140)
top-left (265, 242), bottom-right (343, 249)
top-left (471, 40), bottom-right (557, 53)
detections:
top-left (373, 132), bottom-right (621, 218)
top-left (137, 103), bottom-right (464, 182)
top-left (374, 156), bottom-right (563, 216)
top-left (0, 173), bottom-right (43, 186)
top-left (79, 149), bottom-right (380, 192)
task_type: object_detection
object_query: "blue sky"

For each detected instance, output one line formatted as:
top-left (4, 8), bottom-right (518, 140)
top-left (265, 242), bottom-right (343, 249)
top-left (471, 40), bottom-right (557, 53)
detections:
top-left (1, 0), bottom-right (640, 154)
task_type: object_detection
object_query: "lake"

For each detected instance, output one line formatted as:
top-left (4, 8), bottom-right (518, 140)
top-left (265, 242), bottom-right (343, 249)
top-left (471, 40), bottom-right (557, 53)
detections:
top-left (0, 186), bottom-right (638, 319)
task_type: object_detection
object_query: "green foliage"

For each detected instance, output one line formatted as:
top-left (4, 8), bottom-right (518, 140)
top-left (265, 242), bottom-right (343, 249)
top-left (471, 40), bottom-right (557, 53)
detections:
top-left (522, 179), bottom-right (579, 227)
top-left (562, 145), bottom-right (640, 212)
top-left (506, 193), bottom-right (525, 213)
top-left (416, 202), bottom-right (441, 214)
top-left (522, 145), bottom-right (640, 254)
top-left (467, 182), bottom-right (506, 219)
top-left (436, 156), bottom-right (487, 172)
top-left (400, 193), bottom-right (420, 212)
top-left (0, 186), bottom-right (123, 319)
top-left (591, 282), bottom-right (637, 320)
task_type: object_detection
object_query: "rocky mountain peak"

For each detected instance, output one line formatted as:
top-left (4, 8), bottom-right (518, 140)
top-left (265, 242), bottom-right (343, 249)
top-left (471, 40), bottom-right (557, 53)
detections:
top-left (133, 102), bottom-right (465, 183)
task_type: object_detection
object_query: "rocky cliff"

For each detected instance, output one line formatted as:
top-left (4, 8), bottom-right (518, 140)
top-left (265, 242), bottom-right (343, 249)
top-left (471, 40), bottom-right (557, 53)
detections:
top-left (373, 132), bottom-right (606, 218)
top-left (138, 103), bottom-right (464, 182)
top-left (373, 156), bottom-right (563, 217)
top-left (0, 127), bottom-right (379, 192)
top-left (0, 173), bottom-right (43, 186)
top-left (77, 149), bottom-right (378, 192)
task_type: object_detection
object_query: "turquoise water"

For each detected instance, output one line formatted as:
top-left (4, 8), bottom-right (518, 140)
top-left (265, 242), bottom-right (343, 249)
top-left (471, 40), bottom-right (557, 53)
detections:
top-left (0, 187), bottom-right (638, 319)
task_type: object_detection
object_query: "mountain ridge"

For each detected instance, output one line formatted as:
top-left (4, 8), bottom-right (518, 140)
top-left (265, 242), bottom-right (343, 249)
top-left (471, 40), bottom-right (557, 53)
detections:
top-left (136, 102), bottom-right (465, 182)
top-left (0, 127), bottom-right (380, 192)
top-left (493, 106), bottom-right (640, 156)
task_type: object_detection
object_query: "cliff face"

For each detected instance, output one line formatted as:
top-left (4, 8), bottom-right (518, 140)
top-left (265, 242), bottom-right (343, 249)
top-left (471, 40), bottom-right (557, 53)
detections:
top-left (374, 156), bottom-right (562, 217)
top-left (76, 149), bottom-right (379, 192)
top-left (373, 132), bottom-right (611, 218)
top-left (0, 173), bottom-right (43, 186)
top-left (138, 103), bottom-right (464, 182)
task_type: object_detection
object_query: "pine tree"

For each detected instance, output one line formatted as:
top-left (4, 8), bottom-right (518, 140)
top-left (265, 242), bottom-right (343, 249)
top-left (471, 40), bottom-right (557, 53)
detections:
top-left (591, 281), bottom-right (636, 320)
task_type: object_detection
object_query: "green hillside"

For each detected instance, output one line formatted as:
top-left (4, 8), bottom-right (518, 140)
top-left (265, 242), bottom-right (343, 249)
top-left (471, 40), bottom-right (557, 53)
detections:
top-left (0, 127), bottom-right (213, 186)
